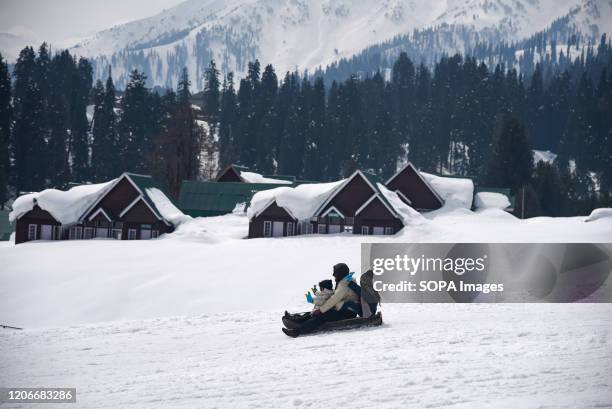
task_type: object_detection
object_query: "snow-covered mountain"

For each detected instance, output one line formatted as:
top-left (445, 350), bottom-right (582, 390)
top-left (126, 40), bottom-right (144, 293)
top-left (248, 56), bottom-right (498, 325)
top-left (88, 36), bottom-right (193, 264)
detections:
top-left (38, 0), bottom-right (612, 89)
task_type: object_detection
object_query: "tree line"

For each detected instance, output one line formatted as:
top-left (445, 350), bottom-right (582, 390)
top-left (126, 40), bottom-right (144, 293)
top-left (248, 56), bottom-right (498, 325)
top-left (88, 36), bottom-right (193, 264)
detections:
top-left (0, 44), bottom-right (206, 202)
top-left (1, 37), bottom-right (611, 217)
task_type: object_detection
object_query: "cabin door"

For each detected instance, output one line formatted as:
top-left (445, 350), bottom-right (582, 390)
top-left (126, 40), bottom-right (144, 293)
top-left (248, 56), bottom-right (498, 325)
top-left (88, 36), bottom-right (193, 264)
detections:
top-left (141, 229), bottom-right (152, 240)
top-left (328, 225), bottom-right (341, 234)
top-left (40, 225), bottom-right (53, 240)
top-left (272, 221), bottom-right (284, 237)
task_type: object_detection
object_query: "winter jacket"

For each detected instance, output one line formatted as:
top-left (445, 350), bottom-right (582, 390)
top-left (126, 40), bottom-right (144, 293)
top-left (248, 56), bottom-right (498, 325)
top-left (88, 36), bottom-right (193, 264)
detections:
top-left (318, 279), bottom-right (360, 314)
top-left (312, 288), bottom-right (334, 310)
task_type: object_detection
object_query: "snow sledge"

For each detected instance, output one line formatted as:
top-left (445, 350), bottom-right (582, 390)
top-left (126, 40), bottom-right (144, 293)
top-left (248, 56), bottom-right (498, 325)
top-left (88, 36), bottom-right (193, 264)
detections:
top-left (282, 312), bottom-right (382, 337)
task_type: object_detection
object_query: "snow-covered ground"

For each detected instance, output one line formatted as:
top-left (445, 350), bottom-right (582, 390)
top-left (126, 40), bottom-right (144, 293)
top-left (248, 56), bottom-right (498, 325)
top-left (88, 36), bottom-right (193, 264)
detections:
top-left (2, 304), bottom-right (611, 409)
top-left (1, 209), bottom-right (612, 408)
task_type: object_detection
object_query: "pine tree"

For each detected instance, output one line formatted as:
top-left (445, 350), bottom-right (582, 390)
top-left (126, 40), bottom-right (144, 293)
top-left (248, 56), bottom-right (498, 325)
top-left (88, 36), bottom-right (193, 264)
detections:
top-left (303, 76), bottom-right (327, 181)
top-left (255, 64), bottom-right (278, 174)
top-left (12, 46), bottom-right (47, 192)
top-left (178, 67), bottom-right (191, 103)
top-left (91, 68), bottom-right (119, 181)
top-left (391, 52), bottom-right (415, 157)
top-left (152, 70), bottom-right (203, 196)
top-left (529, 161), bottom-right (564, 217)
top-left (203, 61), bottom-right (220, 127)
top-left (0, 53), bottom-right (11, 207)
top-left (46, 52), bottom-right (74, 188)
top-left (118, 70), bottom-right (151, 173)
top-left (486, 117), bottom-right (534, 192)
top-left (218, 73), bottom-right (238, 169)
top-left (71, 58), bottom-right (93, 181)
top-left (527, 64), bottom-right (546, 148)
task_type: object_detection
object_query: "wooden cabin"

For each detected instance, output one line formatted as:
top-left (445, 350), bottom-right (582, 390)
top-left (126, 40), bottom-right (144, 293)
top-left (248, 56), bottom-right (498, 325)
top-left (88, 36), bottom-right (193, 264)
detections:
top-left (247, 170), bottom-right (404, 238)
top-left (12, 173), bottom-right (178, 244)
top-left (248, 200), bottom-right (298, 238)
top-left (216, 165), bottom-right (250, 182)
top-left (311, 171), bottom-right (403, 235)
top-left (385, 162), bottom-right (444, 211)
top-left (14, 205), bottom-right (62, 243)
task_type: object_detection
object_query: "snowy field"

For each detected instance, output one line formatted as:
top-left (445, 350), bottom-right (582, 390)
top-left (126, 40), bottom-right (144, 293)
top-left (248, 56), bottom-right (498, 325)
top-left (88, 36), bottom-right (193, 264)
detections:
top-left (2, 304), bottom-right (611, 409)
top-left (1, 210), bottom-right (612, 408)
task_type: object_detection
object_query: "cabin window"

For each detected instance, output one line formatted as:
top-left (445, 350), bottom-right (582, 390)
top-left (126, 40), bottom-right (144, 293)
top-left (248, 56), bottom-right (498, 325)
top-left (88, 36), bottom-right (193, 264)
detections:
top-left (318, 224), bottom-right (326, 234)
top-left (263, 221), bottom-right (272, 237)
top-left (361, 226), bottom-right (369, 235)
top-left (287, 222), bottom-right (295, 236)
top-left (151, 230), bottom-right (159, 239)
top-left (27, 224), bottom-right (37, 241)
top-left (128, 229), bottom-right (137, 240)
top-left (384, 227), bottom-right (394, 235)
top-left (112, 229), bottom-right (123, 240)
top-left (373, 226), bottom-right (384, 235)
top-left (343, 225), bottom-right (353, 234)
top-left (84, 227), bottom-right (94, 239)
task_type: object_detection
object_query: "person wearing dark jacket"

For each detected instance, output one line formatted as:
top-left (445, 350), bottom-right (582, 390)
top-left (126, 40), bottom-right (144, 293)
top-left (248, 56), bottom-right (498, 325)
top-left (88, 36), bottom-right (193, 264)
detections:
top-left (283, 263), bottom-right (359, 337)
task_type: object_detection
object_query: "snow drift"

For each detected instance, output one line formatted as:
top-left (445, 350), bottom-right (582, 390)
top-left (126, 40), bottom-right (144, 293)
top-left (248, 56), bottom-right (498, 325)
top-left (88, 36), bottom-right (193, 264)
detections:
top-left (585, 208), bottom-right (612, 223)
top-left (474, 192), bottom-right (511, 210)
top-left (420, 172), bottom-right (474, 209)
top-left (239, 171), bottom-right (292, 185)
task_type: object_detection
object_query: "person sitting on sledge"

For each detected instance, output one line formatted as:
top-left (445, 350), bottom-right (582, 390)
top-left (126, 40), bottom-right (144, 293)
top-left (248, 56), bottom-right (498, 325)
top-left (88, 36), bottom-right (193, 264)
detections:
top-left (359, 270), bottom-right (380, 318)
top-left (283, 263), bottom-right (360, 337)
top-left (284, 279), bottom-right (335, 323)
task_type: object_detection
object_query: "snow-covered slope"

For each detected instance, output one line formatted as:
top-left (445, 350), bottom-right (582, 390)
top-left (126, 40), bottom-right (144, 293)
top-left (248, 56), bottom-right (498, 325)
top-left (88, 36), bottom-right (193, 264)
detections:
top-left (63, 0), bottom-right (600, 89)
top-left (2, 304), bottom-right (611, 408)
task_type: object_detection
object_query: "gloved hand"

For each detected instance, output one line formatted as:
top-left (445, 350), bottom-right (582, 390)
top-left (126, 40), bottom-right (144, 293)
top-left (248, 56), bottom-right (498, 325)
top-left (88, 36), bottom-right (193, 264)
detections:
top-left (306, 292), bottom-right (314, 304)
top-left (345, 272), bottom-right (355, 281)
top-left (312, 285), bottom-right (318, 294)
top-left (312, 309), bottom-right (322, 317)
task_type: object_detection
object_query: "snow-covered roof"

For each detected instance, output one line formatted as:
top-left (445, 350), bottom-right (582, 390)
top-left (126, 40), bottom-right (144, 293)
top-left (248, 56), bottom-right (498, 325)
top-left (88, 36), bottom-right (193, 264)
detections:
top-left (474, 192), bottom-right (511, 210)
top-left (145, 188), bottom-right (191, 225)
top-left (377, 183), bottom-right (425, 226)
top-left (239, 171), bottom-right (293, 185)
top-left (10, 173), bottom-right (189, 227)
top-left (420, 172), bottom-right (474, 209)
top-left (247, 179), bottom-right (344, 221)
top-left (533, 149), bottom-right (557, 164)
top-left (9, 180), bottom-right (116, 224)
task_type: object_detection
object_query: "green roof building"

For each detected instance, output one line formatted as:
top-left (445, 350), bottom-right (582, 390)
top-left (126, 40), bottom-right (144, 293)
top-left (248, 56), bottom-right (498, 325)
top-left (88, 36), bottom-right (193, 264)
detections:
top-left (178, 180), bottom-right (291, 217)
top-left (0, 209), bottom-right (13, 241)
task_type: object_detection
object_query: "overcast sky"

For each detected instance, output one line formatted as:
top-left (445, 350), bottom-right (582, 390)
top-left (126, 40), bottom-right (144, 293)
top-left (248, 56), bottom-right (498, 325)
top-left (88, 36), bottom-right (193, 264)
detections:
top-left (0, 0), bottom-right (186, 47)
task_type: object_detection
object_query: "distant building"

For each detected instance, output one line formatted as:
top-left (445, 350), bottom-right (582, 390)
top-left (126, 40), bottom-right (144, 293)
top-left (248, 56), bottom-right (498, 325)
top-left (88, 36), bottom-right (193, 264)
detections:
top-left (247, 164), bottom-right (448, 238)
top-left (11, 173), bottom-right (181, 244)
top-left (178, 164), bottom-right (312, 218)
top-left (246, 163), bottom-right (513, 238)
top-left (0, 209), bottom-right (13, 241)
